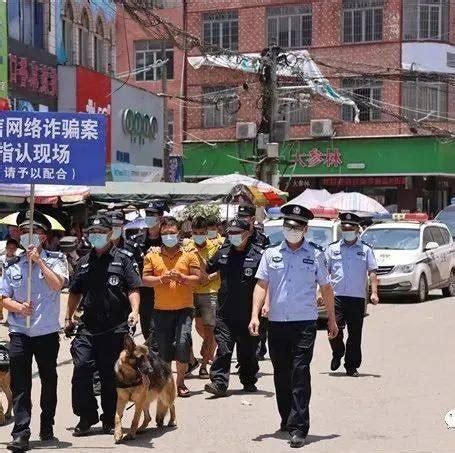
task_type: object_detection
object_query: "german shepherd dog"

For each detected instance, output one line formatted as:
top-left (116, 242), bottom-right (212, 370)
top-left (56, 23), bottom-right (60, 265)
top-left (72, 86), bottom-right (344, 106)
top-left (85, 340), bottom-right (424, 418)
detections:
top-left (114, 335), bottom-right (176, 444)
top-left (0, 344), bottom-right (12, 425)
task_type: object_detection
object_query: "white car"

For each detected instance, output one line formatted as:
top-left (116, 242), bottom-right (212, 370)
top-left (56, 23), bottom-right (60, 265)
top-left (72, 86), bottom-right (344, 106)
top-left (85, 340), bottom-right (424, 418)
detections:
top-left (361, 217), bottom-right (455, 302)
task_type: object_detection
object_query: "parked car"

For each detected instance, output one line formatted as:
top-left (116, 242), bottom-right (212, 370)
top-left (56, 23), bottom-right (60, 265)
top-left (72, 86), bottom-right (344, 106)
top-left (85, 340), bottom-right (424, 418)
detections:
top-left (435, 204), bottom-right (455, 239)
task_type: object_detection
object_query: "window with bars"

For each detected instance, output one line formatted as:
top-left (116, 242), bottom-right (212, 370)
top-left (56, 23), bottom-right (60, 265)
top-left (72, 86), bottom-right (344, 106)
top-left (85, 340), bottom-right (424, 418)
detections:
top-left (342, 79), bottom-right (382, 122)
top-left (202, 87), bottom-right (237, 128)
top-left (267, 5), bottom-right (312, 49)
top-left (79, 9), bottom-right (90, 67)
top-left (8, 0), bottom-right (44, 48)
top-left (342, 0), bottom-right (383, 43)
top-left (134, 41), bottom-right (174, 81)
top-left (203, 11), bottom-right (238, 51)
top-left (401, 81), bottom-right (447, 120)
top-left (277, 100), bottom-right (310, 125)
top-left (94, 18), bottom-right (105, 73)
top-left (62, 1), bottom-right (74, 64)
top-left (403, 0), bottom-right (449, 41)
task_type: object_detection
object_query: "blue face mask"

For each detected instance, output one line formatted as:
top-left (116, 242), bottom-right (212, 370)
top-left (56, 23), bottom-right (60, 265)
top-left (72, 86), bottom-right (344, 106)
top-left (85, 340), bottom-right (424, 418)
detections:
top-left (111, 227), bottom-right (122, 241)
top-left (162, 234), bottom-right (179, 248)
top-left (89, 233), bottom-right (109, 250)
top-left (192, 234), bottom-right (206, 246)
top-left (145, 216), bottom-right (159, 228)
top-left (342, 231), bottom-right (358, 242)
top-left (20, 233), bottom-right (41, 249)
top-left (229, 234), bottom-right (244, 247)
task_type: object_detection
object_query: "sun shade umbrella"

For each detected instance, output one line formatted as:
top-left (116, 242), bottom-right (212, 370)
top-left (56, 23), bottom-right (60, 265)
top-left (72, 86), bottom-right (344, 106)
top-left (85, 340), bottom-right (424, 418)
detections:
top-left (321, 192), bottom-right (388, 214)
top-left (0, 212), bottom-right (65, 231)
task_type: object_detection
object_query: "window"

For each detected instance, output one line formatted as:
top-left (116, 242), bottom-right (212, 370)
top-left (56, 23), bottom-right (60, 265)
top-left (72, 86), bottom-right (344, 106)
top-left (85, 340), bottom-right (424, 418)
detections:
top-left (440, 228), bottom-right (451, 245)
top-left (62, 1), bottom-right (74, 64)
top-left (202, 87), bottom-right (237, 128)
top-left (403, 0), bottom-right (449, 41)
top-left (422, 228), bottom-right (433, 248)
top-left (134, 41), bottom-right (174, 81)
top-left (107, 29), bottom-right (114, 74)
top-left (79, 9), bottom-right (90, 67)
top-left (342, 79), bottom-right (382, 122)
top-left (94, 17), bottom-right (105, 72)
top-left (277, 100), bottom-right (310, 125)
top-left (401, 80), bottom-right (447, 121)
top-left (343, 0), bottom-right (383, 43)
top-left (203, 11), bottom-right (238, 51)
top-left (8, 0), bottom-right (44, 48)
top-left (267, 5), bottom-right (312, 49)
top-left (167, 110), bottom-right (174, 143)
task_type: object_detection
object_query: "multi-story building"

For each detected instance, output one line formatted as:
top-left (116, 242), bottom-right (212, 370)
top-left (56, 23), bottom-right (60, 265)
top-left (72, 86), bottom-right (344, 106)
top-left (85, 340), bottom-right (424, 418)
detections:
top-left (119, 0), bottom-right (455, 212)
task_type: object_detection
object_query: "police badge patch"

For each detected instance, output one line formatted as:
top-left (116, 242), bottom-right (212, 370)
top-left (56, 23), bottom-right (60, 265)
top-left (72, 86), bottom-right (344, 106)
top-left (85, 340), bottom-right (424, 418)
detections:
top-left (293, 206), bottom-right (301, 214)
top-left (244, 268), bottom-right (253, 277)
top-left (108, 275), bottom-right (120, 286)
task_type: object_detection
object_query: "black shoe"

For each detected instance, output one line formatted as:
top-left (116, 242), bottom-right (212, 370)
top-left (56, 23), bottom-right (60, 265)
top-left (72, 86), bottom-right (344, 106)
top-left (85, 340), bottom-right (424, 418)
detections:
top-left (280, 423), bottom-right (288, 432)
top-left (7, 436), bottom-right (30, 452)
top-left (289, 432), bottom-right (306, 448)
top-left (331, 356), bottom-right (341, 371)
top-left (39, 426), bottom-right (55, 441)
top-left (346, 368), bottom-right (359, 377)
top-left (73, 417), bottom-right (99, 437)
top-left (256, 354), bottom-right (266, 361)
top-left (102, 422), bottom-right (114, 434)
top-left (204, 382), bottom-right (227, 397)
top-left (243, 384), bottom-right (257, 393)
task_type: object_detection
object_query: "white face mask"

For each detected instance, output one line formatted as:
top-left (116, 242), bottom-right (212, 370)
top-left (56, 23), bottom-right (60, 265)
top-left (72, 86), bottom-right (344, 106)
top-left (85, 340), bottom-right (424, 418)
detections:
top-left (283, 227), bottom-right (304, 244)
top-left (342, 231), bottom-right (358, 242)
top-left (20, 233), bottom-right (41, 249)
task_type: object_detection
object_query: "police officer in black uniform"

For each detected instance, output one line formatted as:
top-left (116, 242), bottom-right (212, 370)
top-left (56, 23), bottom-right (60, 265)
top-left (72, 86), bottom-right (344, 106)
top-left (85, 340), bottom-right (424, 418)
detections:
top-left (104, 210), bottom-right (125, 248)
top-left (204, 218), bottom-right (263, 397)
top-left (65, 214), bottom-right (141, 436)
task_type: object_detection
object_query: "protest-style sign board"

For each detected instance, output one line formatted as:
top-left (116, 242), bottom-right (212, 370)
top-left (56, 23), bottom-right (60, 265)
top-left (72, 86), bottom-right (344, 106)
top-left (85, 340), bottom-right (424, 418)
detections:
top-left (0, 111), bottom-right (107, 327)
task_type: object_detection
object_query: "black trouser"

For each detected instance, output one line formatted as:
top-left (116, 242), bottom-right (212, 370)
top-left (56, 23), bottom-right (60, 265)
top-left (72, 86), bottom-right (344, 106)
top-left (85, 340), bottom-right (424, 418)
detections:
top-left (257, 317), bottom-right (268, 357)
top-left (268, 321), bottom-right (316, 437)
top-left (329, 296), bottom-right (365, 371)
top-left (9, 332), bottom-right (60, 439)
top-left (210, 318), bottom-right (259, 391)
top-left (71, 333), bottom-right (124, 425)
top-left (139, 286), bottom-right (158, 351)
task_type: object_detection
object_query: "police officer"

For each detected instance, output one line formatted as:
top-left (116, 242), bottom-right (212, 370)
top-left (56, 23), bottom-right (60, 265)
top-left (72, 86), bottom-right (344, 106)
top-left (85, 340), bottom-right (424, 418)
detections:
top-left (104, 210), bottom-right (125, 248)
top-left (204, 218), bottom-right (263, 397)
top-left (325, 212), bottom-right (379, 377)
top-left (1, 210), bottom-right (68, 452)
top-left (66, 214), bottom-right (141, 436)
top-left (250, 204), bottom-right (338, 448)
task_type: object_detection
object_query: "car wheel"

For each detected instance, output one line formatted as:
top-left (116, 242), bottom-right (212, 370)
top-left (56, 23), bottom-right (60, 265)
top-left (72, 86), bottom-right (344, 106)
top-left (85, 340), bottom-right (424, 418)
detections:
top-left (415, 274), bottom-right (428, 303)
top-left (442, 269), bottom-right (455, 298)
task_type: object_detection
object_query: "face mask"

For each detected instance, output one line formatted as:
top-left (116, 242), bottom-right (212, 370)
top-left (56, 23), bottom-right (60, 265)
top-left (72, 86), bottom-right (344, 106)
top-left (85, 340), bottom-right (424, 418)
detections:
top-left (207, 230), bottom-right (218, 240)
top-left (283, 227), bottom-right (304, 244)
top-left (111, 227), bottom-right (122, 241)
top-left (20, 233), bottom-right (41, 249)
top-left (89, 233), bottom-right (109, 250)
top-left (192, 234), bottom-right (206, 246)
top-left (229, 234), bottom-right (244, 247)
top-left (342, 231), bottom-right (358, 242)
top-left (145, 216), bottom-right (158, 228)
top-left (161, 234), bottom-right (179, 248)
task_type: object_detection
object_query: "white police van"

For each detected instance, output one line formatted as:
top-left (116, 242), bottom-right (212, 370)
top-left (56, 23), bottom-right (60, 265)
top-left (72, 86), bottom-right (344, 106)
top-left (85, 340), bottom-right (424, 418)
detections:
top-left (361, 213), bottom-right (455, 302)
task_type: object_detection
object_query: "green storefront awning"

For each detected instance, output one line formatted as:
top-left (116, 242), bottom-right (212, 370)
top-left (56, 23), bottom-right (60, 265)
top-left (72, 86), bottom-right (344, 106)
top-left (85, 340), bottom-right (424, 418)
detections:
top-left (183, 136), bottom-right (455, 178)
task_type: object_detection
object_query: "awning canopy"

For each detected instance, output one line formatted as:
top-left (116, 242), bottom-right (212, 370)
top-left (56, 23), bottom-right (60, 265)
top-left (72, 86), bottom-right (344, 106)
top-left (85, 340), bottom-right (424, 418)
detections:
top-left (0, 184), bottom-right (90, 204)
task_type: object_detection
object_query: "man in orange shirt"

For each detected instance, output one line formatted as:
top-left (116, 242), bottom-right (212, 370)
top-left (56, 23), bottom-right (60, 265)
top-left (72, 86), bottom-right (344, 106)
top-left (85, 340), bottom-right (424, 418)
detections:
top-left (142, 217), bottom-right (201, 398)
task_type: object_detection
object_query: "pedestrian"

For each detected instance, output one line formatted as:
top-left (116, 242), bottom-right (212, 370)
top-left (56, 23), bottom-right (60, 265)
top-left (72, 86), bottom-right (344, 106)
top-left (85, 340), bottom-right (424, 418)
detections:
top-left (104, 210), bottom-right (124, 248)
top-left (325, 212), bottom-right (379, 377)
top-left (142, 216), bottom-right (201, 398)
top-left (65, 214), bottom-right (141, 437)
top-left (249, 204), bottom-right (338, 448)
top-left (0, 238), bottom-right (20, 322)
top-left (204, 218), bottom-right (263, 397)
top-left (184, 216), bottom-right (221, 378)
top-left (1, 210), bottom-right (69, 452)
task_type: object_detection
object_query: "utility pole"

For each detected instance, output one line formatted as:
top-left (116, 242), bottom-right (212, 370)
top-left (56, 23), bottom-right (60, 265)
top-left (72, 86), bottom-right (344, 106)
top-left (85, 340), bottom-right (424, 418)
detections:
top-left (161, 41), bottom-right (170, 182)
top-left (258, 45), bottom-right (280, 187)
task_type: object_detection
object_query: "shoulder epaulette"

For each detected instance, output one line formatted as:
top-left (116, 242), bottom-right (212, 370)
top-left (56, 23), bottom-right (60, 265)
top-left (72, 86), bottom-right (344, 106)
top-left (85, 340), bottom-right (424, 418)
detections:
top-left (309, 241), bottom-right (324, 252)
top-left (4, 256), bottom-right (20, 268)
top-left (328, 240), bottom-right (339, 246)
top-left (118, 248), bottom-right (133, 258)
top-left (251, 243), bottom-right (265, 254)
top-left (46, 251), bottom-right (65, 259)
top-left (361, 240), bottom-right (373, 249)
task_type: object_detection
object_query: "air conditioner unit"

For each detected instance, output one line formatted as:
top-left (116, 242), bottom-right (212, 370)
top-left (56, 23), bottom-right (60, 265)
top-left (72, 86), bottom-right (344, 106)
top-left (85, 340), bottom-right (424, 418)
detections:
top-left (273, 120), bottom-right (289, 142)
top-left (236, 122), bottom-right (257, 140)
top-left (310, 119), bottom-right (333, 138)
top-left (266, 142), bottom-right (279, 158)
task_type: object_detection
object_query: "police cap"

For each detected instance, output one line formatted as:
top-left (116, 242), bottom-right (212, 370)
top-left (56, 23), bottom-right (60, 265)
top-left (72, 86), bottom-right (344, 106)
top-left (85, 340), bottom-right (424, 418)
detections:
top-left (339, 212), bottom-right (362, 227)
top-left (226, 218), bottom-right (250, 233)
top-left (280, 204), bottom-right (314, 226)
top-left (237, 203), bottom-right (255, 218)
top-left (87, 215), bottom-right (112, 231)
top-left (105, 210), bottom-right (125, 226)
top-left (145, 201), bottom-right (169, 216)
top-left (17, 209), bottom-right (52, 232)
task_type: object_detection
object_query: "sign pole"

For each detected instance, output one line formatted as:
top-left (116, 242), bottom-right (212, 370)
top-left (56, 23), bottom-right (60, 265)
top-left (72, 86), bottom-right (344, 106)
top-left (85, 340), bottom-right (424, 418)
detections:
top-left (25, 183), bottom-right (35, 329)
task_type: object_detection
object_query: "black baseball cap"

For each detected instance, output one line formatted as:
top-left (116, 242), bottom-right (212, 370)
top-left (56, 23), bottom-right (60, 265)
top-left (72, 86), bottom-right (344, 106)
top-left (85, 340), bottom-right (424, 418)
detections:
top-left (226, 218), bottom-right (250, 233)
top-left (237, 203), bottom-right (255, 218)
top-left (87, 215), bottom-right (112, 231)
top-left (105, 210), bottom-right (125, 226)
top-left (145, 201), bottom-right (169, 216)
top-left (17, 209), bottom-right (52, 232)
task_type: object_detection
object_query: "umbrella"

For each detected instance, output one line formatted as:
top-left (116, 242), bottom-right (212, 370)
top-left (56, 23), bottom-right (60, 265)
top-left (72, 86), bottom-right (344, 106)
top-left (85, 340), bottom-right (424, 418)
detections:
top-left (0, 212), bottom-right (65, 231)
top-left (124, 218), bottom-right (149, 230)
top-left (286, 189), bottom-right (331, 209)
top-left (0, 184), bottom-right (90, 204)
top-left (321, 192), bottom-right (388, 214)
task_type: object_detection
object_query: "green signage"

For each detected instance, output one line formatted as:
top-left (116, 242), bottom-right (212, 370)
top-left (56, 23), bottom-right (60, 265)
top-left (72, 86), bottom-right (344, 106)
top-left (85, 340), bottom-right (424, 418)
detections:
top-left (183, 137), bottom-right (455, 177)
top-left (0, 0), bottom-right (7, 100)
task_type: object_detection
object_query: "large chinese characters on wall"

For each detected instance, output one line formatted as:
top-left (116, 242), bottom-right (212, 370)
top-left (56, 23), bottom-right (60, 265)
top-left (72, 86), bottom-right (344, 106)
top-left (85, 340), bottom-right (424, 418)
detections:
top-left (0, 112), bottom-right (106, 185)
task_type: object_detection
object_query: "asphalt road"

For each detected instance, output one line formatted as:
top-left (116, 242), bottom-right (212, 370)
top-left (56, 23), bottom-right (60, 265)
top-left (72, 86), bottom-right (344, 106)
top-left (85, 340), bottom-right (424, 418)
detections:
top-left (1, 291), bottom-right (455, 452)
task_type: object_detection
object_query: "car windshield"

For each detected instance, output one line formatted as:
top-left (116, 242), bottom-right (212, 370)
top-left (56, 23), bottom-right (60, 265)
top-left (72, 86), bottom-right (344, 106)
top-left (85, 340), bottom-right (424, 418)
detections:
top-left (361, 228), bottom-right (420, 250)
top-left (435, 209), bottom-right (455, 236)
top-left (265, 224), bottom-right (333, 248)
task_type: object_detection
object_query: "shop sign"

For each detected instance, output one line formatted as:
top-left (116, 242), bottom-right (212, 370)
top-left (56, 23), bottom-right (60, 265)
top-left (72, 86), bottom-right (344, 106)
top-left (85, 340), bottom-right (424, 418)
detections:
top-left (322, 176), bottom-right (406, 187)
top-left (122, 108), bottom-right (158, 145)
top-left (9, 53), bottom-right (57, 97)
top-left (294, 147), bottom-right (343, 168)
